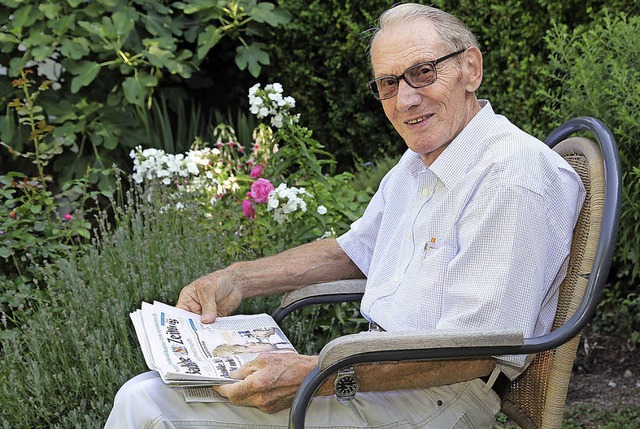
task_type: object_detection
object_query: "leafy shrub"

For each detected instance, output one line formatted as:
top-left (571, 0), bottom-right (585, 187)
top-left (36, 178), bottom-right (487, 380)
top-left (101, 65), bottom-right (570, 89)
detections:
top-left (0, 69), bottom-right (101, 329)
top-left (267, 0), bottom-right (640, 167)
top-left (0, 81), bottom-right (377, 427)
top-left (0, 0), bottom-right (290, 189)
top-left (539, 12), bottom-right (640, 337)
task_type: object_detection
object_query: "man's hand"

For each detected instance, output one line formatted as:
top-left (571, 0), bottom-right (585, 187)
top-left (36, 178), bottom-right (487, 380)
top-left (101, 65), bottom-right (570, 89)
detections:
top-left (176, 271), bottom-right (244, 323)
top-left (212, 354), bottom-right (321, 414)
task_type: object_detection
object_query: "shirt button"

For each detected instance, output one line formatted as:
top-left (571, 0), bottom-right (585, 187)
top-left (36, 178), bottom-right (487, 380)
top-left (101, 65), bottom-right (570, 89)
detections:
top-left (422, 188), bottom-right (430, 196)
top-left (392, 275), bottom-right (400, 283)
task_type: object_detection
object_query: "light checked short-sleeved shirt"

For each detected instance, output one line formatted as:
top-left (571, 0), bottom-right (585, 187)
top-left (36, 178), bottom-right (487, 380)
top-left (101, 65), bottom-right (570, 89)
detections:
top-left (337, 100), bottom-right (585, 372)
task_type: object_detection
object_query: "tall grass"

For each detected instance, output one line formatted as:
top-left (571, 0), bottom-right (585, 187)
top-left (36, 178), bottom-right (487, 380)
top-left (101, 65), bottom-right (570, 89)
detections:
top-left (0, 186), bottom-right (236, 428)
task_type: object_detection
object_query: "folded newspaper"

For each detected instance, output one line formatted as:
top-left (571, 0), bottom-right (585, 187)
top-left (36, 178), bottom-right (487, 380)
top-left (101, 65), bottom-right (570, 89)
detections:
top-left (130, 301), bottom-right (297, 390)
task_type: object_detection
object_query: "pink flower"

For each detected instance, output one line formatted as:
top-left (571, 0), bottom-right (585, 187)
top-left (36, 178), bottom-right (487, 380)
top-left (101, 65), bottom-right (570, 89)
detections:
top-left (250, 178), bottom-right (274, 204)
top-left (63, 213), bottom-right (72, 220)
top-left (250, 165), bottom-right (263, 178)
top-left (242, 199), bottom-right (256, 218)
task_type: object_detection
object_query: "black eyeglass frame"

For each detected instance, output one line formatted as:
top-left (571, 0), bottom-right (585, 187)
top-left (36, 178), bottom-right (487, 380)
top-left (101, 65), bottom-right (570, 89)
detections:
top-left (367, 49), bottom-right (467, 101)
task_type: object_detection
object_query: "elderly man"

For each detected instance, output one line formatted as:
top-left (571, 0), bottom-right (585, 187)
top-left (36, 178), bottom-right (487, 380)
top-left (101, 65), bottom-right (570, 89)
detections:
top-left (105, 3), bottom-right (584, 428)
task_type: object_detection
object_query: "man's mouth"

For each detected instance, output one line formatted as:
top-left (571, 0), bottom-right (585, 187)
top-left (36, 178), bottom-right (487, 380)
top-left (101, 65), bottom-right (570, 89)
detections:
top-left (405, 114), bottom-right (432, 125)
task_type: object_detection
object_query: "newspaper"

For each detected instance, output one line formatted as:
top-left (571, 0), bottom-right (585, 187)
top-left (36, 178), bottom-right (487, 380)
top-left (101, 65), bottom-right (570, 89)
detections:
top-left (130, 301), bottom-right (297, 389)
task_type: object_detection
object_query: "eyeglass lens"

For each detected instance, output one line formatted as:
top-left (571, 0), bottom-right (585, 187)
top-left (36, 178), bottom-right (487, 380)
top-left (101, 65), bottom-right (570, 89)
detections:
top-left (371, 62), bottom-right (436, 100)
top-left (368, 49), bottom-right (466, 100)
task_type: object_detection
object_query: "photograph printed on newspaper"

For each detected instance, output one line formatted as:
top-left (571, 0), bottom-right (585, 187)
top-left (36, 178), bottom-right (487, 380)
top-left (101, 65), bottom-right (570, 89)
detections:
top-left (130, 301), bottom-right (297, 389)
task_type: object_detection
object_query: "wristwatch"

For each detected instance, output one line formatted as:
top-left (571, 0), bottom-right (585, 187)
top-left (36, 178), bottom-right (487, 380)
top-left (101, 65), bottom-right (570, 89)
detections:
top-left (334, 366), bottom-right (359, 400)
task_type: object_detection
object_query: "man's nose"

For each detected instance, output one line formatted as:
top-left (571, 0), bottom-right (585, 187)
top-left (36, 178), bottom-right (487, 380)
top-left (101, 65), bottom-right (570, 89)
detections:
top-left (395, 79), bottom-right (421, 110)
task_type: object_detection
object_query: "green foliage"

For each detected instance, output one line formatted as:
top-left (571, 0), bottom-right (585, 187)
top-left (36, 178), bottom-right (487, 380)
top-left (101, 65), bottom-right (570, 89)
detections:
top-left (0, 185), bottom-right (231, 428)
top-left (0, 118), bottom-right (374, 427)
top-left (562, 403), bottom-right (640, 429)
top-left (267, 0), bottom-right (397, 168)
top-left (267, 0), bottom-right (640, 167)
top-left (0, 70), bottom-right (105, 329)
top-left (0, 0), bottom-right (290, 190)
top-left (539, 12), bottom-right (640, 335)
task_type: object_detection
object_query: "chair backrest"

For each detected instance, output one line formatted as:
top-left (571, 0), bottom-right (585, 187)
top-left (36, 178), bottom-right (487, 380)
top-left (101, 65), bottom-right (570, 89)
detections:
top-left (498, 136), bottom-right (606, 429)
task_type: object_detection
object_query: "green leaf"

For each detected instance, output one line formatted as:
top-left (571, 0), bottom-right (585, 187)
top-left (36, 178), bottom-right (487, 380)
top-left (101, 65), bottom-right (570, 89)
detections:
top-left (60, 37), bottom-right (91, 60)
top-left (143, 38), bottom-right (176, 68)
top-left (11, 6), bottom-right (38, 30)
top-left (70, 61), bottom-right (101, 93)
top-left (196, 25), bottom-right (223, 60)
top-left (39, 3), bottom-right (62, 19)
top-left (174, 0), bottom-right (221, 15)
top-left (122, 76), bottom-right (145, 106)
top-left (235, 43), bottom-right (270, 78)
top-left (249, 2), bottom-right (292, 27)
top-left (0, 247), bottom-right (12, 259)
top-left (112, 8), bottom-right (137, 36)
top-left (76, 228), bottom-right (91, 239)
top-left (31, 45), bottom-right (55, 62)
top-left (77, 21), bottom-right (102, 36)
top-left (0, 33), bottom-right (20, 44)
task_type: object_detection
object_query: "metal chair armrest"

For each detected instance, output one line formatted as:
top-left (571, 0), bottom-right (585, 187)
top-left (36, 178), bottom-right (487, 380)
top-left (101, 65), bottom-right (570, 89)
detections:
top-left (289, 328), bottom-right (524, 428)
top-left (271, 279), bottom-right (366, 323)
top-left (318, 328), bottom-right (524, 369)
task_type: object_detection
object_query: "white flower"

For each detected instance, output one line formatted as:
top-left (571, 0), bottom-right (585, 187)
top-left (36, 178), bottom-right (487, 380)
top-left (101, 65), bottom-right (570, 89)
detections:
top-left (268, 194), bottom-right (279, 209)
top-left (282, 198), bottom-right (299, 214)
top-left (268, 92), bottom-right (283, 103)
top-left (271, 113), bottom-right (284, 128)
top-left (317, 205), bottom-right (327, 215)
top-left (284, 96), bottom-right (295, 108)
top-left (258, 107), bottom-right (270, 118)
top-left (249, 83), bottom-right (260, 96)
top-left (273, 211), bottom-right (289, 224)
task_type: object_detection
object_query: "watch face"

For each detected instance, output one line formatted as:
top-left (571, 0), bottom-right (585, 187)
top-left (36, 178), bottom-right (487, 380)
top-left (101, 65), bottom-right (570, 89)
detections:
top-left (336, 376), bottom-right (358, 396)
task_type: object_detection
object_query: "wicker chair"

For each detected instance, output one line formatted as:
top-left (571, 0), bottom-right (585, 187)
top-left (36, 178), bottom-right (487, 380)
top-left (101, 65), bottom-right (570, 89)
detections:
top-left (271, 117), bottom-right (622, 429)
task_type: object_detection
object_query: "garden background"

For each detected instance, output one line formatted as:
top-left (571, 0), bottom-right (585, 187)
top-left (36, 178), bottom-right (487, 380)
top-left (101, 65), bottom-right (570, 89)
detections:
top-left (1, 0), bottom-right (639, 427)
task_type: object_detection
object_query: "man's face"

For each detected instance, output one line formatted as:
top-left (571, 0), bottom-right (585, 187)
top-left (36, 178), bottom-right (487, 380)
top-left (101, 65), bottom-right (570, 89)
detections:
top-left (371, 21), bottom-right (480, 166)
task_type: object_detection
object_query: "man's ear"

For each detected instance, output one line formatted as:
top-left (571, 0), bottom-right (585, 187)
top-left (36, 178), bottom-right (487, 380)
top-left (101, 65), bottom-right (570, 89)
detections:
top-left (463, 47), bottom-right (483, 92)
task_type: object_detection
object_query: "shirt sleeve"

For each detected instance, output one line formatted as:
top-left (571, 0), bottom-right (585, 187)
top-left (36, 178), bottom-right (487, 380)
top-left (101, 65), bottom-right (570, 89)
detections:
top-left (337, 165), bottom-right (396, 276)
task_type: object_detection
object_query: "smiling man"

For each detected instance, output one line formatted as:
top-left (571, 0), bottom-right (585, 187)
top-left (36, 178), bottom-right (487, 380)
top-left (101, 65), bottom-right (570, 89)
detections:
top-left (105, 4), bottom-right (584, 428)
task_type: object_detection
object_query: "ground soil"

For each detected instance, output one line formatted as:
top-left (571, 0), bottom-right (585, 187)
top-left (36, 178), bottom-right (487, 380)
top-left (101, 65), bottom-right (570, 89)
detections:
top-left (567, 329), bottom-right (640, 411)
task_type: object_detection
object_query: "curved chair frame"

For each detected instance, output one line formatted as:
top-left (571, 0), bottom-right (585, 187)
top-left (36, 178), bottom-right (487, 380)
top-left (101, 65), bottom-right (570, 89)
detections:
top-left (271, 117), bottom-right (621, 429)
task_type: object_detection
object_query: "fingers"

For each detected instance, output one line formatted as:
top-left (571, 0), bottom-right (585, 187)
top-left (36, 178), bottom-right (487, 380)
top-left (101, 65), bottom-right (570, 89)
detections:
top-left (196, 277), bottom-right (219, 323)
top-left (175, 274), bottom-right (220, 323)
top-left (176, 288), bottom-right (202, 314)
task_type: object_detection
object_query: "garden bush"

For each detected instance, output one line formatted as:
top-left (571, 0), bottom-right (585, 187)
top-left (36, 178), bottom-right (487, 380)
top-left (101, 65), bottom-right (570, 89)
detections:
top-left (0, 0), bottom-right (291, 189)
top-left (267, 0), bottom-right (640, 165)
top-left (540, 12), bottom-right (640, 339)
top-left (0, 83), bottom-right (375, 427)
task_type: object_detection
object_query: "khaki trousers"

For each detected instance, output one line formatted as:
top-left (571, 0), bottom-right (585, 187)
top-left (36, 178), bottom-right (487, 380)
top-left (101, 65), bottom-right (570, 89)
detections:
top-left (104, 371), bottom-right (500, 429)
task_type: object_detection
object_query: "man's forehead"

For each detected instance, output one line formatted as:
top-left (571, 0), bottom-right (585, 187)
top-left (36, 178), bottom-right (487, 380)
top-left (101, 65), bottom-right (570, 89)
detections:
top-left (371, 22), bottom-right (444, 74)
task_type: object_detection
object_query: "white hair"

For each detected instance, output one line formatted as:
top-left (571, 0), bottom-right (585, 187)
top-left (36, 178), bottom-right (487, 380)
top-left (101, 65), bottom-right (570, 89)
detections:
top-left (368, 3), bottom-right (480, 57)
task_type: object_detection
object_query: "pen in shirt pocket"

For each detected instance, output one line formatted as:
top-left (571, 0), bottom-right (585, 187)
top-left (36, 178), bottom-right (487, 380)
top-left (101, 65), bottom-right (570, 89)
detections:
top-left (421, 237), bottom-right (442, 265)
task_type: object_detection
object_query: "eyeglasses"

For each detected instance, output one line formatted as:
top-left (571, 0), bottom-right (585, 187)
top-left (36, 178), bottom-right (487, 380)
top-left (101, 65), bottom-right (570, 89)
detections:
top-left (367, 49), bottom-right (467, 101)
